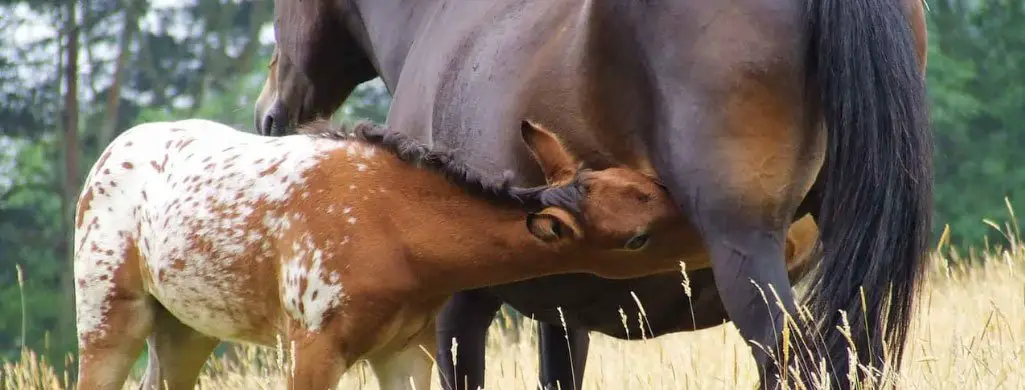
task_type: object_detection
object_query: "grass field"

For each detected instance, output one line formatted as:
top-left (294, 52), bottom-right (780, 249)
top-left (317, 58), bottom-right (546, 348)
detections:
top-left (3, 233), bottom-right (1024, 389)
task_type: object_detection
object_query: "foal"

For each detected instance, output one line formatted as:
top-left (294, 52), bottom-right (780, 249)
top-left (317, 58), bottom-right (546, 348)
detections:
top-left (73, 118), bottom-right (690, 389)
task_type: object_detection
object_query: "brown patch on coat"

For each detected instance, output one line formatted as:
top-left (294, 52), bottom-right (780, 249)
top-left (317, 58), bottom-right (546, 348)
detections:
top-left (77, 188), bottom-right (96, 228)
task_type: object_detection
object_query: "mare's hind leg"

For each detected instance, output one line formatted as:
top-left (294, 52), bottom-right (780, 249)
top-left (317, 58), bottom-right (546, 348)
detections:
top-left (370, 330), bottom-right (437, 390)
top-left (538, 323), bottom-right (589, 390)
top-left (654, 162), bottom-right (816, 389)
top-left (138, 304), bottom-right (219, 390)
top-left (649, 81), bottom-right (822, 389)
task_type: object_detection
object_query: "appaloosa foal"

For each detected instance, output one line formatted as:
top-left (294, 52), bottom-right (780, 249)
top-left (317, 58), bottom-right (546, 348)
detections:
top-left (73, 119), bottom-right (691, 389)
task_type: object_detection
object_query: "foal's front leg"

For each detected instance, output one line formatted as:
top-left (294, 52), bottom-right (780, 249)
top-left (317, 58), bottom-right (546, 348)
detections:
top-left (287, 328), bottom-right (350, 390)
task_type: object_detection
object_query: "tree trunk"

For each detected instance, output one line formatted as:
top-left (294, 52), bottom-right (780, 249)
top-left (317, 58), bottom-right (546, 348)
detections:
top-left (98, 1), bottom-right (136, 146)
top-left (61, 0), bottom-right (80, 356)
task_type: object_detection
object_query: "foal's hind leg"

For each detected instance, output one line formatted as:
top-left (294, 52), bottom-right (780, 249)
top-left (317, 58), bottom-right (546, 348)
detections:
top-left (75, 296), bottom-right (153, 390)
top-left (75, 240), bottom-right (154, 390)
top-left (138, 304), bottom-right (219, 390)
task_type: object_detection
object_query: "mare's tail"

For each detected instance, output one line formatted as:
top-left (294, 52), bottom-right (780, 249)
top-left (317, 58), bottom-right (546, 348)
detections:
top-left (804, 0), bottom-right (932, 381)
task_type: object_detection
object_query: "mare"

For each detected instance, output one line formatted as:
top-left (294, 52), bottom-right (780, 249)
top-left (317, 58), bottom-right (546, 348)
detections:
top-left (72, 118), bottom-right (708, 389)
top-left (254, 0), bottom-right (933, 389)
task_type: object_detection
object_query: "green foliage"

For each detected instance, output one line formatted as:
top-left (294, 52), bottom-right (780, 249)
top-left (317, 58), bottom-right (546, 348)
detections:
top-left (339, 79), bottom-right (392, 125)
top-left (925, 1), bottom-right (1025, 246)
top-left (0, 135), bottom-right (72, 361)
top-left (135, 49), bottom-right (275, 129)
top-left (135, 50), bottom-right (392, 129)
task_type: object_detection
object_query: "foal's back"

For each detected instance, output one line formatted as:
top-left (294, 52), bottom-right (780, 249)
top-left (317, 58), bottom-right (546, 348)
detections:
top-left (74, 119), bottom-right (356, 344)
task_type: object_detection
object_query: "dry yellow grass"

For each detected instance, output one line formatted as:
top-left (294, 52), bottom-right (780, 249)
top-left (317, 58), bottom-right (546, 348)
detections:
top-left (4, 245), bottom-right (1023, 389)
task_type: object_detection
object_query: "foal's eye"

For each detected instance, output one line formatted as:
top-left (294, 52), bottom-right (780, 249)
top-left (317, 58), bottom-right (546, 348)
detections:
top-left (624, 233), bottom-right (650, 251)
top-left (551, 221), bottom-right (564, 239)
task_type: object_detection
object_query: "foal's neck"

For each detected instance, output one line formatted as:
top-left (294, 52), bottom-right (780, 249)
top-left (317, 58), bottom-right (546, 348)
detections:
top-left (406, 202), bottom-right (574, 296)
top-left (360, 150), bottom-right (579, 296)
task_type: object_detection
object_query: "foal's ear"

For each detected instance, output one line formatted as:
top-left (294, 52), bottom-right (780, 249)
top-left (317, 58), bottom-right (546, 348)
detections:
top-left (521, 120), bottom-right (577, 184)
top-left (526, 207), bottom-right (582, 243)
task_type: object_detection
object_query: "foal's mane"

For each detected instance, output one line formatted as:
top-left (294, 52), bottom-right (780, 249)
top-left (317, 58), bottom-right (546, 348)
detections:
top-left (298, 120), bottom-right (585, 213)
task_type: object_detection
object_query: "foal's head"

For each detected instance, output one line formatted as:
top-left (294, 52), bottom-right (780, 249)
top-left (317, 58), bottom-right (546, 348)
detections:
top-left (516, 122), bottom-right (688, 259)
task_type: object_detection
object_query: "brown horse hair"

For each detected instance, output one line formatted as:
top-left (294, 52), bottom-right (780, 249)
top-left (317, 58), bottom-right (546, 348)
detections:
top-left (297, 119), bottom-right (587, 214)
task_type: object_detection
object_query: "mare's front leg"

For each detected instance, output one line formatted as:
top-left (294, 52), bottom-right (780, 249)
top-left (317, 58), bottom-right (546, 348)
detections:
top-left (435, 289), bottom-right (503, 390)
top-left (538, 323), bottom-right (589, 390)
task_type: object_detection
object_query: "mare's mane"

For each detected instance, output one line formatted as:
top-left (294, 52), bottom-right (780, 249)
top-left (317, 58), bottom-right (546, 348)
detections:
top-left (298, 120), bottom-right (585, 213)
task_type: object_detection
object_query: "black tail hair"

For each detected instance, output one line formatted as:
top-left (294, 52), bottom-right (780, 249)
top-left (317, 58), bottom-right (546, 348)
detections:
top-left (803, 0), bottom-right (932, 383)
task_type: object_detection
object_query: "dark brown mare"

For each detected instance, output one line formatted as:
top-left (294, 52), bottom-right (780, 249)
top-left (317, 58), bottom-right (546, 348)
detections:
top-left (254, 1), bottom-right (932, 389)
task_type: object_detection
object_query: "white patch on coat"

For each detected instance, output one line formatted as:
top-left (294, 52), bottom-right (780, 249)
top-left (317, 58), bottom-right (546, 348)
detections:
top-left (345, 143), bottom-right (360, 157)
top-left (281, 234), bottom-right (345, 331)
top-left (361, 147), bottom-right (376, 159)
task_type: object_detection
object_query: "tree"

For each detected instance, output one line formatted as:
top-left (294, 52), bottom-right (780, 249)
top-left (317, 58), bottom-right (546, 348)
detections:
top-left (925, 1), bottom-right (1025, 247)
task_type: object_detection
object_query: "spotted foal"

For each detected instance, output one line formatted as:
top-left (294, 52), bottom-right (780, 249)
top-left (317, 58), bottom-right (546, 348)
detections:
top-left (73, 118), bottom-right (700, 389)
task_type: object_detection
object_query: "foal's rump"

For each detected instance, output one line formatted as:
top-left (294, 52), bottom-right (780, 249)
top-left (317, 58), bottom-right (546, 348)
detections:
top-left (73, 119), bottom-right (342, 344)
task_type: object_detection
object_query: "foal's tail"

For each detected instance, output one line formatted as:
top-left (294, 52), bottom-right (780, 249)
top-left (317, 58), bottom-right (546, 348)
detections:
top-left (804, 0), bottom-right (932, 381)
